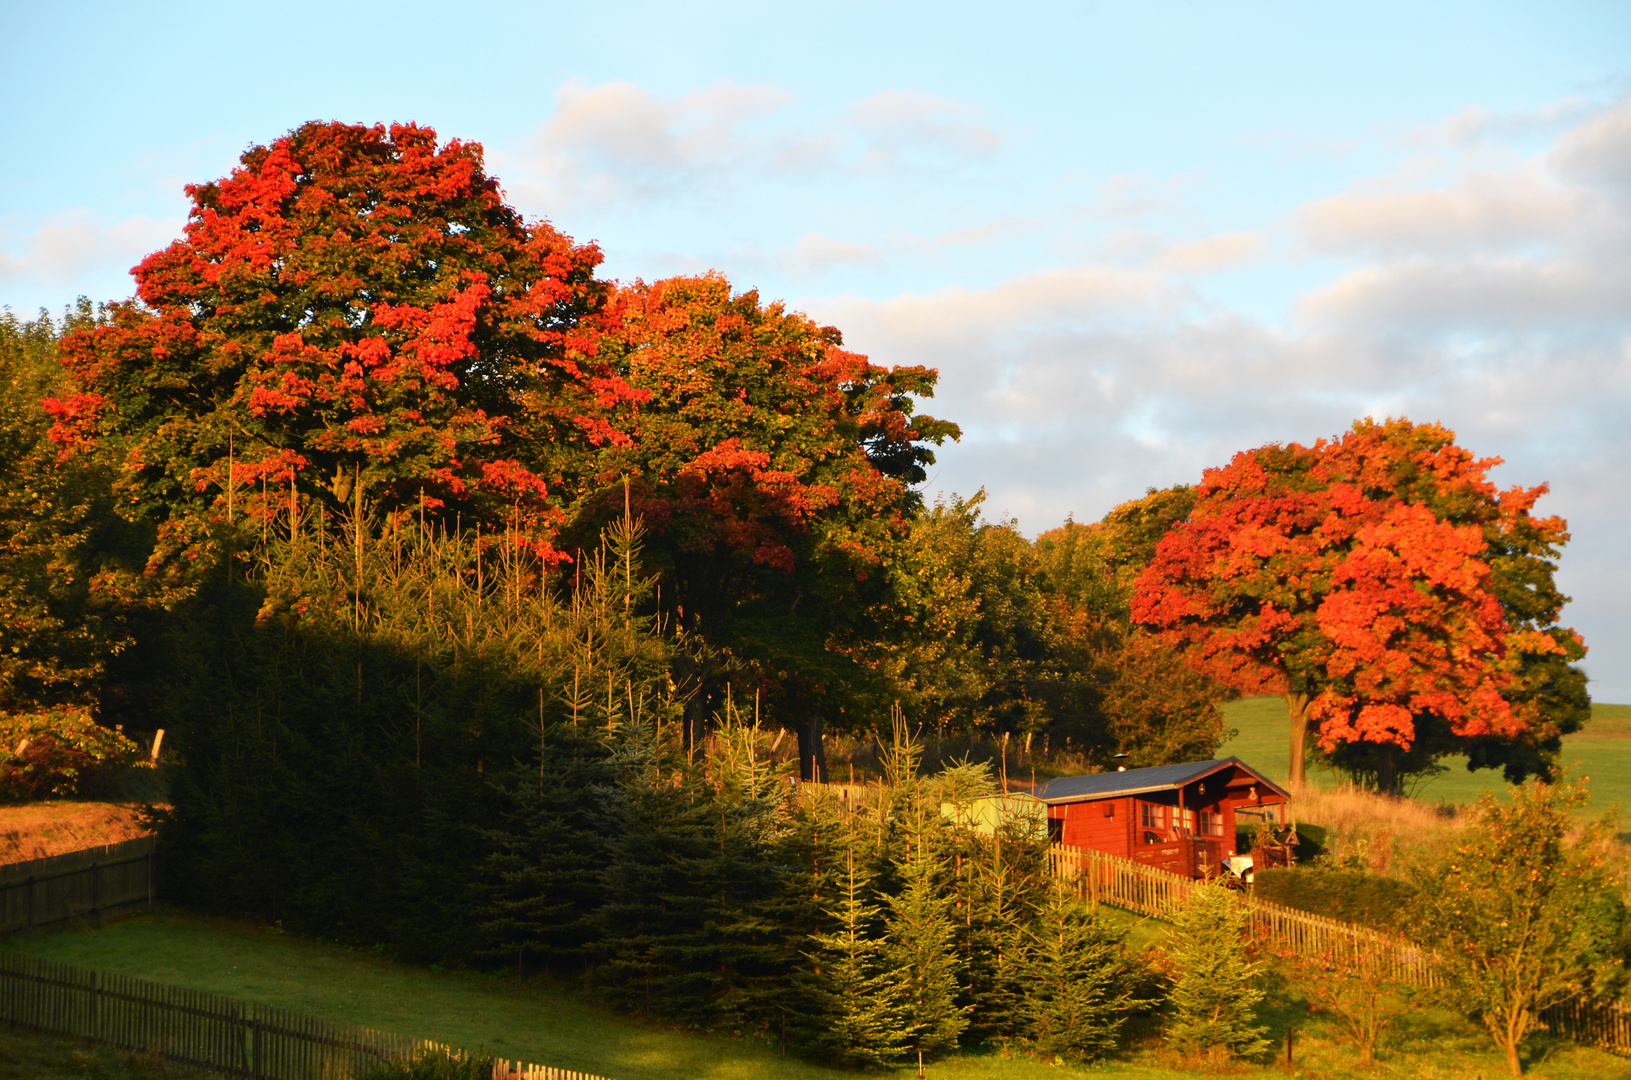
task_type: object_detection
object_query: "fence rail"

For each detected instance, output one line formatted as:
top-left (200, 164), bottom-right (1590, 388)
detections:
top-left (0, 836), bottom-right (156, 935)
top-left (0, 951), bottom-right (618, 1080)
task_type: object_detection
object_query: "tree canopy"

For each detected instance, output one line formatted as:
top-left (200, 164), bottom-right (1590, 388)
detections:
top-left (1131, 418), bottom-right (1586, 791)
top-left (49, 121), bottom-right (630, 570)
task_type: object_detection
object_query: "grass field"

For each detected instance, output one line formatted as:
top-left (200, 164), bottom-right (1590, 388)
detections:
top-left (1218, 698), bottom-right (1631, 818)
top-left (0, 1027), bottom-right (213, 1080)
top-left (5, 908), bottom-right (1628, 1080)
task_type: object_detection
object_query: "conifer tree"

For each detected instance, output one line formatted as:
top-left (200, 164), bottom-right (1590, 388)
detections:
top-left (1021, 885), bottom-right (1145, 1061)
top-left (882, 806), bottom-right (970, 1058)
top-left (797, 845), bottom-right (911, 1066)
top-left (1164, 885), bottom-right (1271, 1060)
top-left (596, 701), bottom-right (787, 1030)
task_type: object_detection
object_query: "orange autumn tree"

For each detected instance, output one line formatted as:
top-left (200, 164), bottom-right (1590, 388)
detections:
top-left (575, 273), bottom-right (958, 777)
top-left (1131, 419), bottom-right (1585, 792)
top-left (47, 121), bottom-right (631, 575)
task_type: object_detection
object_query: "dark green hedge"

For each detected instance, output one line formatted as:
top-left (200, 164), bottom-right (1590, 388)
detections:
top-left (1252, 866), bottom-right (1417, 930)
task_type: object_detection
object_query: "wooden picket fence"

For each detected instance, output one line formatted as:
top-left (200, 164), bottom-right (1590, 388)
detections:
top-left (1048, 844), bottom-right (1435, 984)
top-left (0, 835), bottom-right (156, 934)
top-left (0, 950), bottom-right (618, 1080)
top-left (1541, 995), bottom-right (1631, 1057)
top-left (1048, 844), bottom-right (1631, 1056)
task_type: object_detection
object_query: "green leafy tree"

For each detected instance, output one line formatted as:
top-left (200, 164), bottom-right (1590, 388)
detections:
top-left (1408, 774), bottom-right (1623, 1076)
top-left (1276, 947), bottom-right (1408, 1067)
top-left (0, 305), bottom-right (131, 718)
top-left (1021, 885), bottom-right (1146, 1061)
top-left (1164, 884), bottom-right (1271, 1061)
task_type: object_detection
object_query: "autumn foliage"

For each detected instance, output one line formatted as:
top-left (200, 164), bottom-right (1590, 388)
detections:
top-left (49, 121), bottom-right (632, 567)
top-left (1131, 419), bottom-right (1585, 789)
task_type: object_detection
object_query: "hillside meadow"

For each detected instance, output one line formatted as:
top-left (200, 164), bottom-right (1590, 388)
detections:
top-left (1219, 698), bottom-right (1631, 819)
top-left (5, 906), bottom-right (1627, 1080)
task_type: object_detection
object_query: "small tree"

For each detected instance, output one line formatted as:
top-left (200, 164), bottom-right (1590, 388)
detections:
top-left (1409, 775), bottom-right (1623, 1076)
top-left (1164, 884), bottom-right (1271, 1061)
top-left (1021, 885), bottom-right (1146, 1061)
top-left (798, 847), bottom-right (911, 1067)
top-left (1278, 947), bottom-right (1409, 1066)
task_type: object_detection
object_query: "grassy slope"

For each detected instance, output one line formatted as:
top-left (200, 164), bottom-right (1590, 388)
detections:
top-left (1219, 699), bottom-right (1631, 817)
top-left (6, 909), bottom-right (1627, 1080)
top-left (0, 1028), bottom-right (214, 1080)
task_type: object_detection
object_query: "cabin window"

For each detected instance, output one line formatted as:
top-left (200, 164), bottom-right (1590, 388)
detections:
top-left (1175, 807), bottom-right (1196, 833)
top-left (1140, 802), bottom-right (1165, 830)
top-left (1199, 810), bottom-right (1224, 836)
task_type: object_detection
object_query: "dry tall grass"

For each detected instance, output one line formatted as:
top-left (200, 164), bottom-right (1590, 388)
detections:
top-left (1289, 783), bottom-right (1463, 875)
top-left (0, 801), bottom-right (152, 864)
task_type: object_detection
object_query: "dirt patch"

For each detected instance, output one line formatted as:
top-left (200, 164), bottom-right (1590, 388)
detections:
top-left (0, 802), bottom-right (155, 865)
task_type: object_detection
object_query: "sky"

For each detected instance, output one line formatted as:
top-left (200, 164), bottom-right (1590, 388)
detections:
top-left (3, 1), bottom-right (1629, 699)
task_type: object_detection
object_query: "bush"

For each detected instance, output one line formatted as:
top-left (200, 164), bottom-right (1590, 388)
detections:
top-left (1253, 866), bottom-right (1417, 930)
top-left (0, 706), bottom-right (138, 801)
top-left (356, 1048), bottom-right (496, 1080)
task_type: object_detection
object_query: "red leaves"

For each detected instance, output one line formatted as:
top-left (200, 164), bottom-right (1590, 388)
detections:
top-left (53, 121), bottom-right (633, 560)
top-left (1133, 418), bottom-right (1546, 755)
top-left (40, 393), bottom-right (106, 460)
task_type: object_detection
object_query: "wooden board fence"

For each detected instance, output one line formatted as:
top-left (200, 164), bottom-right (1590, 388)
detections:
top-left (0, 835), bottom-right (156, 934)
top-left (0, 951), bottom-right (619, 1080)
top-left (1542, 996), bottom-right (1631, 1059)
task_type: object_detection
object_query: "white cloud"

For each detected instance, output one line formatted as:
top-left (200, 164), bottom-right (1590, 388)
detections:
top-left (515, 79), bottom-right (1010, 212)
top-left (844, 90), bottom-right (1004, 165)
top-left (0, 210), bottom-right (176, 289)
top-left (806, 99), bottom-right (1631, 697)
top-left (1156, 231), bottom-right (1266, 272)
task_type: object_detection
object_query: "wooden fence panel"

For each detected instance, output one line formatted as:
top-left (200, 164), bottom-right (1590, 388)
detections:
top-left (0, 836), bottom-right (156, 934)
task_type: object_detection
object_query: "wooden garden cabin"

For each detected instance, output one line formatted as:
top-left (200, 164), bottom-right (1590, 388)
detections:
top-left (1030, 757), bottom-right (1290, 879)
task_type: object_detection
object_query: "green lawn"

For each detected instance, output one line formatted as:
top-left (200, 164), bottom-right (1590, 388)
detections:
top-left (0, 1027), bottom-right (214, 1080)
top-left (1219, 698), bottom-right (1631, 818)
top-left (5, 908), bottom-right (1628, 1079)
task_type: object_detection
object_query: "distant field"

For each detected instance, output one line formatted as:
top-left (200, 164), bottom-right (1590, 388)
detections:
top-left (1219, 698), bottom-right (1631, 818)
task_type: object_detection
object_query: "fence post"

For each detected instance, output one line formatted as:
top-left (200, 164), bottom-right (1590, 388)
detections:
top-left (91, 859), bottom-right (101, 928)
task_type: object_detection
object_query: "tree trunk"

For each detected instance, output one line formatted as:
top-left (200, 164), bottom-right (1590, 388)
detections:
top-left (1285, 693), bottom-right (1312, 788)
top-left (1502, 1035), bottom-right (1522, 1076)
top-left (1375, 743), bottom-right (1397, 797)
top-left (796, 714), bottom-right (827, 783)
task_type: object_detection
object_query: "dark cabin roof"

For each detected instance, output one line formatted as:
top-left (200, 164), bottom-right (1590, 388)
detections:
top-left (1029, 757), bottom-right (1289, 805)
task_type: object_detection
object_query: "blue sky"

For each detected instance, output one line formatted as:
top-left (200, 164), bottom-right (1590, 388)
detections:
top-left (4, 1), bottom-right (1630, 700)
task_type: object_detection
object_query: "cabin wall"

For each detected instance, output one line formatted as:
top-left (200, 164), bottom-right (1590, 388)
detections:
top-left (1052, 797), bottom-right (1133, 857)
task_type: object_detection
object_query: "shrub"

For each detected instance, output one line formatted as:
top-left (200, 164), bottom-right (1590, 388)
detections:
top-left (1253, 866), bottom-right (1417, 930)
top-left (356, 1047), bottom-right (496, 1080)
top-left (0, 706), bottom-right (138, 801)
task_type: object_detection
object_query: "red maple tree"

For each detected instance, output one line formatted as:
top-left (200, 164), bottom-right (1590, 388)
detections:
top-left (1131, 419), bottom-right (1582, 791)
top-left (574, 273), bottom-right (958, 774)
top-left (47, 121), bottom-right (633, 571)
